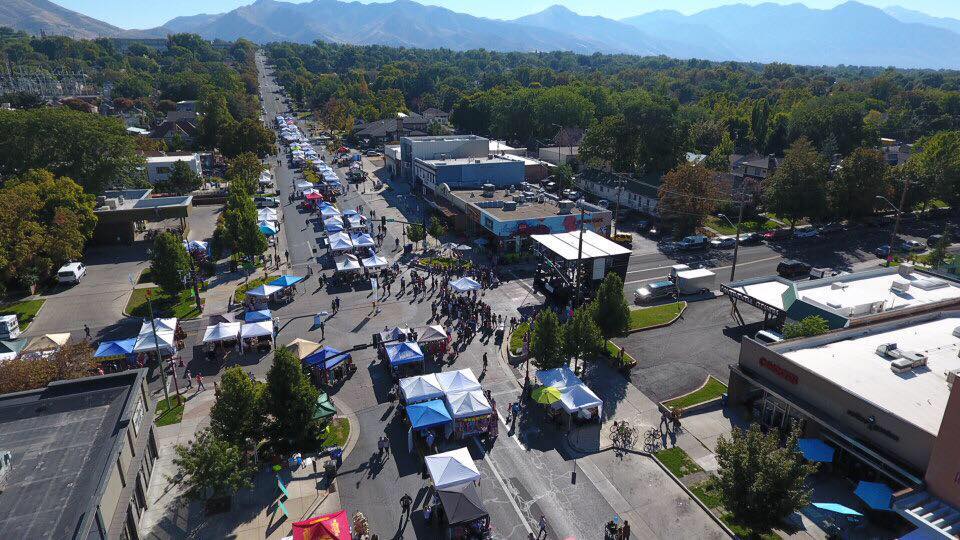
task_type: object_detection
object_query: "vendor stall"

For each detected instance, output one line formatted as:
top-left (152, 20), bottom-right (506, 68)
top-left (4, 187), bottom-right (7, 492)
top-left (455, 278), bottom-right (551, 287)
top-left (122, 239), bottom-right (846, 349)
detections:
top-left (557, 383), bottom-right (603, 424)
top-left (240, 320), bottom-right (274, 352)
top-left (361, 253), bottom-right (389, 271)
top-left (314, 392), bottom-right (337, 422)
top-left (257, 208), bottom-right (279, 222)
top-left (445, 390), bottom-right (497, 440)
top-left (425, 447), bottom-right (480, 490)
top-left (134, 318), bottom-right (179, 363)
top-left (94, 337), bottom-right (137, 372)
top-left (258, 221), bottom-right (279, 236)
top-left (536, 366), bottom-right (580, 389)
top-left (0, 339), bottom-right (25, 363)
top-left (22, 332), bottom-right (70, 358)
top-left (416, 324), bottom-right (450, 356)
top-left (386, 341), bottom-right (425, 378)
top-left (244, 284), bottom-right (283, 310)
top-left (534, 367), bottom-right (603, 425)
top-left (243, 309), bottom-right (272, 323)
top-left (345, 214), bottom-right (366, 231)
top-left (436, 369), bottom-right (481, 395)
top-left (328, 232), bottom-right (354, 253)
top-left (334, 254), bottom-right (361, 273)
top-left (436, 482), bottom-right (491, 540)
top-left (350, 231), bottom-right (375, 249)
top-left (269, 275), bottom-right (304, 290)
top-left (292, 510), bottom-right (351, 540)
top-left (286, 338), bottom-right (320, 360)
top-left (407, 399), bottom-right (453, 432)
top-left (303, 345), bottom-right (355, 386)
top-left (324, 217), bottom-right (345, 234)
top-left (319, 203), bottom-right (341, 219)
top-left (449, 277), bottom-right (482, 293)
top-left (400, 373), bottom-right (444, 404)
top-left (202, 321), bottom-right (241, 358)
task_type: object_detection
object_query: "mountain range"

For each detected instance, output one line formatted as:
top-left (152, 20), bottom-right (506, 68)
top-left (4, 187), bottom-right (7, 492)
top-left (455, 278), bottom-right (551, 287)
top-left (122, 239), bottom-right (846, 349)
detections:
top-left (7, 0), bottom-right (960, 69)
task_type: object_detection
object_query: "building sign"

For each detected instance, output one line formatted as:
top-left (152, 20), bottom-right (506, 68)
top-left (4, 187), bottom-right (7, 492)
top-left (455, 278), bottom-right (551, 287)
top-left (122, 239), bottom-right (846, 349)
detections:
top-left (759, 357), bottom-right (799, 385)
top-left (846, 410), bottom-right (901, 441)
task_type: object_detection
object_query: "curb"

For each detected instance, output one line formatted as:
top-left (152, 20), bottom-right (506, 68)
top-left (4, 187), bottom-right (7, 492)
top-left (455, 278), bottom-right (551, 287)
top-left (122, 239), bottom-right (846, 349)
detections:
top-left (658, 375), bottom-right (725, 414)
top-left (329, 394), bottom-right (359, 462)
top-left (626, 301), bottom-right (688, 334)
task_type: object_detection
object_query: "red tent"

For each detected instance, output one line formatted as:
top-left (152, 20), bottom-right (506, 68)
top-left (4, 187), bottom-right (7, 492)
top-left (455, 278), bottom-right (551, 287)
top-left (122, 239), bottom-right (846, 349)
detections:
top-left (305, 192), bottom-right (323, 201)
top-left (292, 510), bottom-right (350, 540)
top-left (337, 146), bottom-right (349, 154)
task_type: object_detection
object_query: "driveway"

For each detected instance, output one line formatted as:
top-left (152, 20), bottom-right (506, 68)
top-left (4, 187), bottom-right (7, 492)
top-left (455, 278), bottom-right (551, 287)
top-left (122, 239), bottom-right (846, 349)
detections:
top-left (27, 244), bottom-right (149, 335)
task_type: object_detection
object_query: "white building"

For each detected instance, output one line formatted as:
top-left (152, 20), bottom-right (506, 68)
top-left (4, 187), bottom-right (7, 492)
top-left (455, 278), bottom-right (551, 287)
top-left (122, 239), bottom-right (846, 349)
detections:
top-left (575, 169), bottom-right (660, 217)
top-left (145, 154), bottom-right (202, 184)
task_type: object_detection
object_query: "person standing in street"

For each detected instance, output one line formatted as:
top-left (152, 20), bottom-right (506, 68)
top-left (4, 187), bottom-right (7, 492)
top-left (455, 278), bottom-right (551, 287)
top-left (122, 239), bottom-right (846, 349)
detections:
top-left (84, 324), bottom-right (91, 340)
top-left (184, 368), bottom-right (192, 389)
top-left (196, 373), bottom-right (205, 392)
top-left (400, 493), bottom-right (412, 517)
top-left (538, 515), bottom-right (547, 538)
top-left (319, 320), bottom-right (325, 340)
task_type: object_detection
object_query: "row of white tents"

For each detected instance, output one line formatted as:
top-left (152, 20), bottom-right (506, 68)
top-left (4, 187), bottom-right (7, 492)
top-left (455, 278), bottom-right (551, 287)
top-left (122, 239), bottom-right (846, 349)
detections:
top-left (536, 366), bottom-right (604, 419)
top-left (201, 320), bottom-right (274, 344)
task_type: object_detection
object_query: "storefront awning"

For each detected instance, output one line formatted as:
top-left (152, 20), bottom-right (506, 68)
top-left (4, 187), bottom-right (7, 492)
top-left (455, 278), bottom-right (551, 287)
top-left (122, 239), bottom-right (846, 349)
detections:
top-left (797, 438), bottom-right (835, 463)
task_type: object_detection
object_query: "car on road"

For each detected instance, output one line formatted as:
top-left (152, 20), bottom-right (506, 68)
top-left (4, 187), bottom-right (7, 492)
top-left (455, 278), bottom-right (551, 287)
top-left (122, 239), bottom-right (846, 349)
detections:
top-left (57, 262), bottom-right (86, 284)
top-left (818, 222), bottom-right (845, 235)
top-left (900, 239), bottom-right (926, 253)
top-left (793, 228), bottom-right (819, 239)
top-left (776, 259), bottom-right (812, 280)
top-left (364, 149), bottom-right (381, 157)
top-left (763, 229), bottom-right (792, 242)
top-left (738, 232), bottom-right (763, 245)
top-left (928, 234), bottom-right (952, 247)
top-left (676, 235), bottom-right (710, 251)
top-left (561, 189), bottom-right (581, 200)
top-left (254, 197), bottom-right (280, 208)
top-left (635, 280), bottom-right (677, 304)
top-left (874, 244), bottom-right (893, 258)
top-left (710, 237), bottom-right (736, 249)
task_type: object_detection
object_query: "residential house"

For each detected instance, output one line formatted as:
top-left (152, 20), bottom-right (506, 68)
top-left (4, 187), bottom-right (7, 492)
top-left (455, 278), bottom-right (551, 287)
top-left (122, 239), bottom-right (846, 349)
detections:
top-left (150, 118), bottom-right (198, 147)
top-left (422, 108), bottom-right (450, 125)
top-left (576, 169), bottom-right (660, 217)
top-left (730, 154), bottom-right (779, 198)
top-left (145, 153), bottom-right (202, 184)
top-left (881, 138), bottom-right (913, 166)
top-left (352, 113), bottom-right (429, 147)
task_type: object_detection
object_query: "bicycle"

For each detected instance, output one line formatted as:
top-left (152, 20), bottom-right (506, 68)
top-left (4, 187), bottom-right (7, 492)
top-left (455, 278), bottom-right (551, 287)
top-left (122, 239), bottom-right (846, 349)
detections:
top-left (644, 427), bottom-right (662, 452)
top-left (608, 420), bottom-right (639, 449)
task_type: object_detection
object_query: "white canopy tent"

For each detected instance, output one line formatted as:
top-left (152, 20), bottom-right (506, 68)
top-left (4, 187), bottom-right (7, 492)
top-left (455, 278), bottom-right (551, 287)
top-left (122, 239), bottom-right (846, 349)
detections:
top-left (328, 231), bottom-right (354, 252)
top-left (134, 319), bottom-right (177, 354)
top-left (350, 232), bottom-right (376, 248)
top-left (449, 277), bottom-right (482, 293)
top-left (535, 366), bottom-right (581, 389)
top-left (417, 325), bottom-right (448, 343)
top-left (257, 208), bottom-right (278, 222)
top-left (335, 254), bottom-right (361, 272)
top-left (425, 447), bottom-right (481, 489)
top-left (445, 390), bottom-right (493, 419)
top-left (400, 373), bottom-right (444, 404)
top-left (436, 368), bottom-right (481, 394)
top-left (241, 320), bottom-right (274, 338)
top-left (246, 284), bottom-right (283, 298)
top-left (346, 215), bottom-right (366, 230)
top-left (319, 204), bottom-right (341, 218)
top-left (295, 181), bottom-right (314, 192)
top-left (361, 253), bottom-right (389, 269)
top-left (557, 384), bottom-right (604, 419)
top-left (202, 322), bottom-right (242, 344)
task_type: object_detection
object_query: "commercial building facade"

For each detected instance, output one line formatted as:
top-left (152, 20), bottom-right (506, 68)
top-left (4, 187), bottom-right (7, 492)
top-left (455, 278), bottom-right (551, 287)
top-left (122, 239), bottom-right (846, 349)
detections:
top-left (145, 154), bottom-right (202, 184)
top-left (415, 156), bottom-right (525, 194)
top-left (399, 135), bottom-right (490, 182)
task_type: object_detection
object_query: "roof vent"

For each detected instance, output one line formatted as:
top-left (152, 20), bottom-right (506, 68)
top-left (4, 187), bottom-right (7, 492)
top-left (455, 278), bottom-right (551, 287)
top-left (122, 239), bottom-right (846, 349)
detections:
top-left (502, 201), bottom-right (517, 211)
top-left (898, 264), bottom-right (914, 278)
top-left (876, 343), bottom-right (900, 358)
top-left (831, 282), bottom-right (848, 290)
top-left (947, 368), bottom-right (960, 388)
top-left (952, 326), bottom-right (960, 339)
top-left (891, 280), bottom-right (911, 293)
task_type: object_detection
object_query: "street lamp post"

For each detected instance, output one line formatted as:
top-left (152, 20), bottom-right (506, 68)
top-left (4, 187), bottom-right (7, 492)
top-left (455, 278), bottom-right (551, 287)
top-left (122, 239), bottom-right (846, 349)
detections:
top-left (146, 290), bottom-right (179, 403)
top-left (718, 202), bottom-right (745, 282)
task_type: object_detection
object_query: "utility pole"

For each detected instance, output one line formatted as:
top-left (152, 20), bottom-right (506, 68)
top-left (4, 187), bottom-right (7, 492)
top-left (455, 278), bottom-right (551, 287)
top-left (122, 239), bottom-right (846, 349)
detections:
top-left (730, 201), bottom-right (744, 282)
top-left (611, 179), bottom-right (624, 238)
top-left (146, 290), bottom-right (179, 402)
top-left (574, 203), bottom-right (586, 308)
top-left (890, 176), bottom-right (911, 265)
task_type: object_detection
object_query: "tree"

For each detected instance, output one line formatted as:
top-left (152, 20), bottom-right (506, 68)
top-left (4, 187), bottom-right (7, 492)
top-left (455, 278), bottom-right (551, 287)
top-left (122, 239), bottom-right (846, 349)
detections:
top-left (910, 130), bottom-right (960, 207)
top-left (264, 348), bottom-right (320, 448)
top-left (170, 428), bottom-right (254, 501)
top-left (199, 93), bottom-right (235, 150)
top-left (763, 138), bottom-right (829, 228)
top-left (223, 183), bottom-right (267, 259)
top-left (782, 315), bottom-right (829, 339)
top-left (151, 231), bottom-right (190, 294)
top-left (715, 424), bottom-right (816, 530)
top-left (0, 340), bottom-right (96, 394)
top-left (223, 118), bottom-right (276, 158)
top-left (226, 152), bottom-right (264, 194)
top-left (704, 131), bottom-right (733, 172)
top-left (591, 272), bottom-right (631, 341)
top-left (210, 366), bottom-right (264, 450)
top-left (829, 147), bottom-right (888, 220)
top-left (406, 223), bottom-right (426, 249)
top-left (530, 309), bottom-right (566, 370)
top-left (159, 160), bottom-right (201, 195)
top-left (749, 98), bottom-right (770, 152)
top-left (532, 86), bottom-right (595, 138)
top-left (563, 306), bottom-right (602, 372)
top-left (929, 227), bottom-right (952, 268)
top-left (427, 216), bottom-right (446, 243)
top-left (658, 163), bottom-right (720, 236)
top-left (554, 164), bottom-right (574, 191)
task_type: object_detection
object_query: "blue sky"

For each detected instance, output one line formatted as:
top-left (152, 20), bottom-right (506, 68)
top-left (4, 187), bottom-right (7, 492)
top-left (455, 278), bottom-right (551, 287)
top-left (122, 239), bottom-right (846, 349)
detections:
top-left (58, 0), bottom-right (959, 30)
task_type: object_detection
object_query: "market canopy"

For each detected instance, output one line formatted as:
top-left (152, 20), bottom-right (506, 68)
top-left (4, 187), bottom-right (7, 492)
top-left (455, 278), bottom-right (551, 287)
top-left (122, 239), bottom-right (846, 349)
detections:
top-left (328, 232), bottom-right (354, 251)
top-left (436, 368), bottom-right (481, 394)
top-left (557, 384), bottom-right (603, 418)
top-left (350, 232), bottom-right (375, 248)
top-left (385, 326), bottom-right (411, 341)
top-left (437, 482), bottom-right (488, 526)
top-left (361, 253), bottom-right (388, 269)
top-left (304, 345), bottom-right (351, 370)
top-left (314, 392), bottom-right (337, 420)
top-left (449, 277), bottom-right (482, 293)
top-left (243, 309), bottom-right (272, 323)
top-left (305, 191), bottom-right (323, 201)
top-left (346, 215), bottom-right (366, 230)
top-left (854, 481), bottom-right (893, 511)
top-left (184, 240), bottom-right (208, 253)
top-left (203, 322), bottom-right (242, 343)
top-left (258, 221), bottom-right (278, 236)
top-left (23, 333), bottom-right (70, 353)
top-left (292, 510), bottom-right (351, 540)
top-left (0, 339), bottom-right (26, 361)
top-left (257, 208), bottom-right (278, 221)
top-left (319, 204), bottom-right (341, 218)
top-left (536, 366), bottom-right (581, 390)
top-left (270, 275), bottom-right (304, 288)
top-left (134, 324), bottom-right (175, 354)
top-left (797, 438), bottom-right (835, 463)
top-left (94, 338), bottom-right (136, 358)
top-left (386, 341), bottom-right (424, 366)
top-left (400, 373), bottom-right (444, 403)
top-left (417, 325), bottom-right (447, 343)
top-left (425, 447), bottom-right (480, 489)
top-left (812, 502), bottom-right (863, 517)
top-left (334, 254), bottom-right (361, 272)
top-left (445, 390), bottom-right (493, 419)
top-left (245, 284), bottom-right (283, 297)
top-left (286, 338), bottom-right (320, 360)
top-left (149, 318), bottom-right (178, 333)
top-left (407, 399), bottom-right (453, 429)
top-left (295, 181), bottom-right (314, 191)
top-left (240, 321), bottom-right (273, 338)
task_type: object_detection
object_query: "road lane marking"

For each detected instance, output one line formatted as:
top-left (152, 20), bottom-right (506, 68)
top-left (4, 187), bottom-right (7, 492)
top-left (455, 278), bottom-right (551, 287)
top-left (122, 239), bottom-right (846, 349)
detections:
top-left (624, 254), bottom-right (783, 285)
top-left (471, 436), bottom-right (534, 536)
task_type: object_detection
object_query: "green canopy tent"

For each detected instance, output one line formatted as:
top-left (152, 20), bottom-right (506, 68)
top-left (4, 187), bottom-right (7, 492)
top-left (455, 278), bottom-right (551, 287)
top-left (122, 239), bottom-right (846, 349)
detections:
top-left (313, 392), bottom-right (337, 421)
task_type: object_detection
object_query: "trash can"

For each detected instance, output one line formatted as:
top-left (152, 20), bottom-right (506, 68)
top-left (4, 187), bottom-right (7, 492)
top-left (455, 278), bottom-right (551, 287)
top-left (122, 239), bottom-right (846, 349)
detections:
top-left (404, 243), bottom-right (413, 254)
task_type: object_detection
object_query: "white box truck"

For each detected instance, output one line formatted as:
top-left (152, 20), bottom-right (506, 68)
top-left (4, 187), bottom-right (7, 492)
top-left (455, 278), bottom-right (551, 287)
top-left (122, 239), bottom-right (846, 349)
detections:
top-left (674, 269), bottom-right (716, 294)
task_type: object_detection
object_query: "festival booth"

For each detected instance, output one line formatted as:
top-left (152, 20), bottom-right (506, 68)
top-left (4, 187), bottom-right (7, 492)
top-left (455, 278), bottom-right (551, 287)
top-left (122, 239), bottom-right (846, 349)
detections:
top-left (21, 332), bottom-right (71, 358)
top-left (386, 341), bottom-right (425, 378)
top-left (416, 324), bottom-right (450, 356)
top-left (445, 390), bottom-right (497, 440)
top-left (375, 326), bottom-right (411, 356)
top-left (291, 510), bottom-right (351, 540)
top-left (240, 320), bottom-right (274, 352)
top-left (535, 367), bottom-right (603, 426)
top-left (350, 232), bottom-right (375, 249)
top-left (257, 208), bottom-right (279, 223)
top-left (243, 309), bottom-right (271, 323)
top-left (360, 253), bottom-right (389, 273)
top-left (202, 321), bottom-right (241, 359)
top-left (94, 337), bottom-right (137, 373)
top-left (269, 275), bottom-right (303, 302)
top-left (536, 366), bottom-right (580, 389)
top-left (285, 338), bottom-right (321, 361)
top-left (334, 254), bottom-right (362, 275)
top-left (258, 221), bottom-right (279, 237)
top-left (0, 339), bottom-right (26, 362)
top-left (406, 399), bottom-right (454, 441)
top-left (303, 345), bottom-right (355, 386)
top-left (425, 447), bottom-right (480, 490)
top-left (436, 369), bottom-right (481, 395)
top-left (319, 203), bottom-right (341, 219)
top-left (294, 181), bottom-right (314, 196)
top-left (314, 392), bottom-right (338, 423)
top-left (449, 277), bottom-right (482, 293)
top-left (557, 384), bottom-right (603, 423)
top-left (244, 284), bottom-right (283, 310)
top-left (344, 213), bottom-right (366, 231)
top-left (436, 482), bottom-right (492, 540)
top-left (328, 232), bottom-right (354, 253)
top-left (400, 373), bottom-right (444, 404)
top-left (324, 217), bottom-right (345, 235)
top-left (134, 318), bottom-right (180, 364)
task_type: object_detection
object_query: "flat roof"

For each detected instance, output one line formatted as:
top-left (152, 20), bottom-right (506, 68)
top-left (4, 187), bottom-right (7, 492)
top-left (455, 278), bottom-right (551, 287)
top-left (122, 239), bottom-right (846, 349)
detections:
top-left (449, 188), bottom-right (607, 222)
top-left (402, 135), bottom-right (486, 143)
top-left (729, 267), bottom-right (960, 317)
top-left (419, 156), bottom-right (517, 167)
top-left (0, 370), bottom-right (146, 539)
top-left (145, 154), bottom-right (198, 164)
top-left (531, 230), bottom-right (631, 261)
top-left (774, 312), bottom-right (960, 435)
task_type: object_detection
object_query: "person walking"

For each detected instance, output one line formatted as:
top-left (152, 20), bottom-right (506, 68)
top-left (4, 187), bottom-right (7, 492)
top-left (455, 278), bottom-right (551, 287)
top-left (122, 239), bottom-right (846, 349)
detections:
top-left (400, 493), bottom-right (413, 517)
top-left (319, 319), bottom-right (325, 339)
top-left (183, 368), bottom-right (192, 389)
top-left (196, 373), bottom-right (205, 392)
top-left (482, 352), bottom-right (488, 371)
top-left (84, 324), bottom-right (91, 340)
top-left (538, 515), bottom-right (547, 538)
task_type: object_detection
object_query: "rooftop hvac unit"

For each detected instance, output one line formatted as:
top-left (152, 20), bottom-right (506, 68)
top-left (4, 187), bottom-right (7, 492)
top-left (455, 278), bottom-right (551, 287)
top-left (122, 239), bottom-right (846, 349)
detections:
top-left (502, 201), bottom-right (517, 211)
top-left (953, 326), bottom-right (960, 339)
top-left (876, 342), bottom-right (900, 358)
top-left (890, 358), bottom-right (914, 373)
top-left (947, 368), bottom-right (960, 388)
top-left (831, 282), bottom-right (849, 290)
top-left (513, 195), bottom-right (523, 204)
top-left (558, 200), bottom-right (575, 213)
top-left (898, 264), bottom-right (914, 278)
top-left (913, 277), bottom-right (948, 291)
top-left (891, 280), bottom-right (911, 293)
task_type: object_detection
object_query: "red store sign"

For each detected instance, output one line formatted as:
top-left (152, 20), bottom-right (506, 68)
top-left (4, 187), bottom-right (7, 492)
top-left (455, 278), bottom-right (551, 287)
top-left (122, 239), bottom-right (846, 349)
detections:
top-left (759, 357), bottom-right (799, 385)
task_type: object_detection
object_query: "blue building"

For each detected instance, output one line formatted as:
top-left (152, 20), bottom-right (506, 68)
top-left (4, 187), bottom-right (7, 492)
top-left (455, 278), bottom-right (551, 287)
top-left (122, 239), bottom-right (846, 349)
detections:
top-left (415, 155), bottom-right (525, 197)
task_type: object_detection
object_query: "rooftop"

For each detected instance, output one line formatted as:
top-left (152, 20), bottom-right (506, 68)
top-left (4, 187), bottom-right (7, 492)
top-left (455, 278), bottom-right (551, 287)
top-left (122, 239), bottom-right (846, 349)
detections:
top-left (773, 311), bottom-right (960, 435)
top-left (418, 156), bottom-right (518, 168)
top-left (532, 230), bottom-right (631, 261)
top-left (449, 187), bottom-right (608, 222)
top-left (97, 189), bottom-right (192, 212)
top-left (729, 267), bottom-right (960, 318)
top-left (0, 370), bottom-right (146, 539)
top-left (403, 134), bottom-right (486, 143)
top-left (145, 154), bottom-right (198, 164)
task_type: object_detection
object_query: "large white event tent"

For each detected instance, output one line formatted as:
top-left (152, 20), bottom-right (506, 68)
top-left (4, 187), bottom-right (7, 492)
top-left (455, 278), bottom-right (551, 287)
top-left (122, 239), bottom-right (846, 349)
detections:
top-left (425, 447), bottom-right (481, 489)
top-left (558, 384), bottom-right (604, 419)
top-left (202, 322), bottom-right (241, 344)
top-left (361, 253), bottom-right (388, 269)
top-left (328, 231), bottom-right (354, 252)
top-left (134, 318), bottom-right (178, 354)
top-left (240, 320), bottom-right (274, 338)
top-left (350, 232), bottom-right (376, 248)
top-left (257, 208), bottom-right (278, 222)
top-left (335, 254), bottom-right (362, 272)
top-left (417, 325), bottom-right (448, 343)
top-left (445, 390), bottom-right (493, 419)
top-left (536, 366), bottom-right (581, 389)
top-left (449, 277), bottom-right (482, 293)
top-left (246, 284), bottom-right (283, 298)
top-left (436, 368), bottom-right (481, 394)
top-left (400, 373), bottom-right (444, 404)
top-left (319, 204), bottom-right (341, 218)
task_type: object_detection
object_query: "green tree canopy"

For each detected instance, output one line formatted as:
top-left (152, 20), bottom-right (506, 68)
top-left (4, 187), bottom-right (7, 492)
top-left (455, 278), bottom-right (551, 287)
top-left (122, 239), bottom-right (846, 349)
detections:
top-left (159, 160), bottom-right (202, 195)
top-left (210, 366), bottom-right (264, 449)
top-left (910, 130), bottom-right (960, 207)
top-left (170, 428), bottom-right (255, 501)
top-left (226, 152), bottom-right (265, 194)
top-left (150, 231), bottom-right (190, 294)
top-left (591, 272), bottom-right (631, 340)
top-left (782, 315), bottom-right (830, 339)
top-left (763, 138), bottom-right (829, 227)
top-left (829, 147), bottom-right (888, 220)
top-left (530, 309), bottom-right (566, 370)
top-left (658, 163), bottom-right (721, 236)
top-left (563, 305), bottom-right (602, 371)
top-left (264, 348), bottom-right (321, 448)
top-left (223, 183), bottom-right (267, 258)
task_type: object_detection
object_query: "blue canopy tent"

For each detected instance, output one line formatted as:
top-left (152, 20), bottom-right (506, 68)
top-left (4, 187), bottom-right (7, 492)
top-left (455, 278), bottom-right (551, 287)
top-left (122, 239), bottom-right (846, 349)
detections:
top-left (854, 481), bottom-right (893, 511)
top-left (812, 502), bottom-right (863, 517)
top-left (386, 341), bottom-right (424, 366)
top-left (258, 221), bottom-right (278, 236)
top-left (407, 399), bottom-right (453, 430)
top-left (270, 275), bottom-right (304, 288)
top-left (342, 209), bottom-right (360, 217)
top-left (797, 438), bottom-right (835, 463)
top-left (243, 309), bottom-right (272, 323)
top-left (94, 338), bottom-right (136, 358)
top-left (324, 219), bottom-right (345, 234)
top-left (303, 346), bottom-right (351, 370)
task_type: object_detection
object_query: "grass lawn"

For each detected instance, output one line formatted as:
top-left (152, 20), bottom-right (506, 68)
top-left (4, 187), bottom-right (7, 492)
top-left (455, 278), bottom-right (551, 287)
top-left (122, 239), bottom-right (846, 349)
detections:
top-left (604, 340), bottom-right (637, 366)
top-left (509, 321), bottom-right (529, 355)
top-left (705, 216), bottom-right (778, 235)
top-left (654, 447), bottom-right (703, 478)
top-left (664, 376), bottom-right (728, 410)
top-left (127, 287), bottom-right (203, 319)
top-left (234, 274), bottom-right (277, 302)
top-left (155, 395), bottom-right (185, 426)
top-left (0, 299), bottom-right (45, 330)
top-left (629, 301), bottom-right (685, 330)
top-left (137, 268), bottom-right (154, 284)
top-left (690, 477), bottom-right (723, 509)
top-left (720, 514), bottom-right (780, 540)
top-left (320, 418), bottom-right (350, 447)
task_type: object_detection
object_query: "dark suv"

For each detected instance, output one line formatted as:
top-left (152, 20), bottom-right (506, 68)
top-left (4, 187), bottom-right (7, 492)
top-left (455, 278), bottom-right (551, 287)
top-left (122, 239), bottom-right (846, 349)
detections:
top-left (777, 259), bottom-right (812, 280)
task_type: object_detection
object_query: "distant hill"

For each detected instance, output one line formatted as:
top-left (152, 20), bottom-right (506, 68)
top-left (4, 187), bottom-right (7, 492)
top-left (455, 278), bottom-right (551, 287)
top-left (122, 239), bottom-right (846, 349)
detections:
top-left (0, 0), bottom-right (123, 39)
top-left (884, 5), bottom-right (960, 36)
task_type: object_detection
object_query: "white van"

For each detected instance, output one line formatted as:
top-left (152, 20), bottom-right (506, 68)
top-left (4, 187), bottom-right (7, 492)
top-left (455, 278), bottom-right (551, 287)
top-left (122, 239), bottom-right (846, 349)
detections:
top-left (754, 330), bottom-right (784, 344)
top-left (57, 262), bottom-right (86, 284)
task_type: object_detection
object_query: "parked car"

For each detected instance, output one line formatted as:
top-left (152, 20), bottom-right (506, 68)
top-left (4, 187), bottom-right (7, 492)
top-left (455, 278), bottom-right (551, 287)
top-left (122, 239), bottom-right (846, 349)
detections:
top-left (711, 237), bottom-right (736, 249)
top-left (900, 239), bottom-right (926, 253)
top-left (928, 234), bottom-right (952, 247)
top-left (874, 244), bottom-right (892, 258)
top-left (254, 197), bottom-right (280, 208)
top-left (818, 222), bottom-right (845, 235)
top-left (364, 149), bottom-right (381, 157)
top-left (676, 235), bottom-right (710, 251)
top-left (634, 281), bottom-right (676, 304)
top-left (57, 262), bottom-right (86, 284)
top-left (763, 229), bottom-right (792, 241)
top-left (776, 259), bottom-right (812, 280)
top-left (739, 232), bottom-right (763, 245)
top-left (794, 228), bottom-right (819, 239)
